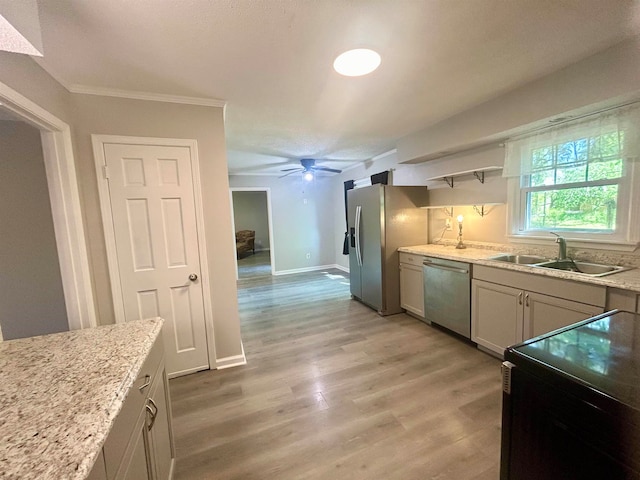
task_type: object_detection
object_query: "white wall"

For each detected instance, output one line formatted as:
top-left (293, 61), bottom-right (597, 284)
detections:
top-left (229, 175), bottom-right (336, 272)
top-left (0, 120), bottom-right (68, 339)
top-left (232, 191), bottom-right (270, 251)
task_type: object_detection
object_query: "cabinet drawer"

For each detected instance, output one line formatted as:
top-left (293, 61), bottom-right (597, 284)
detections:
top-left (104, 336), bottom-right (163, 479)
top-left (399, 252), bottom-right (424, 267)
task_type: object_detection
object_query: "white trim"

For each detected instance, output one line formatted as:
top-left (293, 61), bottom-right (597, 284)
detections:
top-left (69, 84), bottom-right (226, 107)
top-left (92, 134), bottom-right (217, 368)
top-left (333, 264), bottom-right (349, 273)
top-left (166, 365), bottom-right (210, 380)
top-left (0, 80), bottom-right (96, 330)
top-left (230, 187), bottom-right (276, 279)
top-left (215, 343), bottom-right (247, 370)
top-left (273, 264), bottom-right (349, 276)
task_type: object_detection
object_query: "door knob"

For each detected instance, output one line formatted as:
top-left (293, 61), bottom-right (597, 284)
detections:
top-left (189, 273), bottom-right (198, 281)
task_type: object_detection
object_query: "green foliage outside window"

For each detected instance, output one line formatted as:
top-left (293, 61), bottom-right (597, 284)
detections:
top-left (524, 131), bottom-right (624, 231)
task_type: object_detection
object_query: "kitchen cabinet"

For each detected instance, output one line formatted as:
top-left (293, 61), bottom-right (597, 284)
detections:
top-left (399, 252), bottom-right (425, 319)
top-left (119, 408), bottom-right (151, 480)
top-left (146, 364), bottom-right (174, 480)
top-left (104, 335), bottom-right (175, 480)
top-left (606, 287), bottom-right (640, 313)
top-left (87, 451), bottom-right (107, 480)
top-left (472, 265), bottom-right (606, 357)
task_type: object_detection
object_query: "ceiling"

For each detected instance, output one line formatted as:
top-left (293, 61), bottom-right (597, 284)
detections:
top-left (32, 0), bottom-right (640, 175)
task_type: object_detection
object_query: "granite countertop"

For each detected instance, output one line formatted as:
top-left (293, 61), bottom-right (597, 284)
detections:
top-left (0, 318), bottom-right (164, 480)
top-left (399, 244), bottom-right (640, 293)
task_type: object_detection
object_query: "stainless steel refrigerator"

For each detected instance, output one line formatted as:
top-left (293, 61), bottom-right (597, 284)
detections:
top-left (348, 185), bottom-right (428, 315)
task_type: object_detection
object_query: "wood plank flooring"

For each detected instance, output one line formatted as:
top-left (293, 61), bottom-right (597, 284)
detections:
top-left (170, 268), bottom-right (503, 480)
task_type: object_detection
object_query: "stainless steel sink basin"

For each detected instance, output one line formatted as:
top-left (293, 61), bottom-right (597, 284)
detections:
top-left (534, 260), bottom-right (632, 277)
top-left (488, 254), bottom-right (550, 265)
top-left (488, 254), bottom-right (633, 277)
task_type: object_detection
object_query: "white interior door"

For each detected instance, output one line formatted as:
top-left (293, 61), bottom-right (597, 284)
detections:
top-left (104, 142), bottom-right (209, 377)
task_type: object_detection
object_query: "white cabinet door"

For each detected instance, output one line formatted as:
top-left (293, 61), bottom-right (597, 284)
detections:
top-left (118, 410), bottom-right (151, 480)
top-left (472, 279), bottom-right (524, 356)
top-left (524, 292), bottom-right (604, 340)
top-left (400, 263), bottom-right (425, 318)
top-left (472, 279), bottom-right (605, 357)
top-left (87, 451), bottom-right (107, 480)
top-left (146, 366), bottom-right (175, 480)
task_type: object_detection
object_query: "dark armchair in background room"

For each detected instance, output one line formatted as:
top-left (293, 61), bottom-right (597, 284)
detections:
top-left (236, 230), bottom-right (255, 257)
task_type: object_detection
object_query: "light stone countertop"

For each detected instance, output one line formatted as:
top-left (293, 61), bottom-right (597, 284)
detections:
top-left (399, 244), bottom-right (640, 293)
top-left (0, 318), bottom-right (164, 480)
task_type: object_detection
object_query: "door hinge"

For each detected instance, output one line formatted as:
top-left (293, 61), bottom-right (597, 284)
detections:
top-left (502, 361), bottom-right (515, 394)
top-left (102, 165), bottom-right (110, 179)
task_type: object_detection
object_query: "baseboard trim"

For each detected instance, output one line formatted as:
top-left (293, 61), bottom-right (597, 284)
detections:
top-left (333, 264), bottom-right (349, 273)
top-left (215, 343), bottom-right (247, 369)
top-left (273, 264), bottom-right (349, 276)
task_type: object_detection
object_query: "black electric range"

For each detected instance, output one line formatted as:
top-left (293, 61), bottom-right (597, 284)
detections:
top-left (500, 310), bottom-right (640, 480)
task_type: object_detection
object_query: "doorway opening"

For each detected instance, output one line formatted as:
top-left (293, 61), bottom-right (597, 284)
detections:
top-left (0, 81), bottom-right (96, 340)
top-left (230, 188), bottom-right (275, 279)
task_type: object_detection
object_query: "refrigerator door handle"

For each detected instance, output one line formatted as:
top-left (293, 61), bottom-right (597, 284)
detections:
top-left (355, 205), bottom-right (362, 266)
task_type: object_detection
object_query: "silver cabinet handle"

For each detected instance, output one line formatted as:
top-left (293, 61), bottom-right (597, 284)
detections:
top-left (525, 293), bottom-right (530, 307)
top-left (146, 397), bottom-right (158, 431)
top-left (518, 292), bottom-right (523, 305)
top-left (423, 263), bottom-right (469, 275)
top-left (138, 374), bottom-right (151, 392)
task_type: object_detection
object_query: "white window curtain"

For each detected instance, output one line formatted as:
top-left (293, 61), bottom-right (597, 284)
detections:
top-left (503, 104), bottom-right (640, 177)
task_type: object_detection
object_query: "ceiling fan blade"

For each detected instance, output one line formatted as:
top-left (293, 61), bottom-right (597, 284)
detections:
top-left (279, 169), bottom-right (303, 178)
top-left (281, 167), bottom-right (302, 172)
top-left (311, 166), bottom-right (342, 174)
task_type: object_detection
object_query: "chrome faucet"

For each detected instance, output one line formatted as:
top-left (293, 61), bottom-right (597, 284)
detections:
top-left (550, 232), bottom-right (567, 260)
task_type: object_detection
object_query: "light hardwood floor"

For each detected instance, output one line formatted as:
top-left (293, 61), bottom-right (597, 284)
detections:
top-left (170, 268), bottom-right (503, 480)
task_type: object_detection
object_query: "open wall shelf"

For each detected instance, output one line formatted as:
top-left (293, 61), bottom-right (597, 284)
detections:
top-left (425, 166), bottom-right (503, 188)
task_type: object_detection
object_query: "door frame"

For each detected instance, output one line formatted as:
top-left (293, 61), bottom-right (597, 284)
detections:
top-left (0, 80), bottom-right (96, 331)
top-left (229, 187), bottom-right (276, 278)
top-left (92, 135), bottom-right (216, 367)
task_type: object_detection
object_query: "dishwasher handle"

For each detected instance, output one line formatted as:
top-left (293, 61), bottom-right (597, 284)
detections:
top-left (423, 260), bottom-right (469, 275)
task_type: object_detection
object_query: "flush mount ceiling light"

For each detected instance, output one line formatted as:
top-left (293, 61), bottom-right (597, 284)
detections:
top-left (333, 49), bottom-right (381, 77)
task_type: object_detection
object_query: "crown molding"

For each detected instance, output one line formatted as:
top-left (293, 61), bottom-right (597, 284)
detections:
top-left (68, 84), bottom-right (226, 107)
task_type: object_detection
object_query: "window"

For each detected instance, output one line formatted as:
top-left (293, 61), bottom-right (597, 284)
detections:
top-left (505, 105), bottom-right (640, 247)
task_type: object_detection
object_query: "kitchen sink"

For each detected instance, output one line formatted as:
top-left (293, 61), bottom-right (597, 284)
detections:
top-left (488, 254), bottom-right (550, 265)
top-left (488, 254), bottom-right (633, 277)
top-left (534, 260), bottom-right (632, 277)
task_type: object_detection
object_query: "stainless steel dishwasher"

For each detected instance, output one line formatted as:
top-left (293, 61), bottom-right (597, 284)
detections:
top-left (423, 257), bottom-right (471, 338)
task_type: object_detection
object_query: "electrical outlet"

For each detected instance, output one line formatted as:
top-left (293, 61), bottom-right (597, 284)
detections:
top-left (306, 253), bottom-right (311, 259)
top-left (445, 218), bottom-right (452, 231)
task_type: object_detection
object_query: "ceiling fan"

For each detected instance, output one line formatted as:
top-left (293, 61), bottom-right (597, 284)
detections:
top-left (280, 158), bottom-right (342, 179)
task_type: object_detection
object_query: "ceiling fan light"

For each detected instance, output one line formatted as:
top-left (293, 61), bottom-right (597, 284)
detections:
top-left (303, 171), bottom-right (314, 181)
top-left (333, 49), bottom-right (381, 77)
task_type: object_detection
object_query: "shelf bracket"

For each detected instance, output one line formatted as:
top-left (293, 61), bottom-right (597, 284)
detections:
top-left (443, 176), bottom-right (454, 188)
top-left (473, 205), bottom-right (486, 217)
top-left (473, 171), bottom-right (485, 184)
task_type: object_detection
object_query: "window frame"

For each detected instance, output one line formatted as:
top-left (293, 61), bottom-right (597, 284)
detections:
top-left (507, 149), bottom-right (639, 250)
